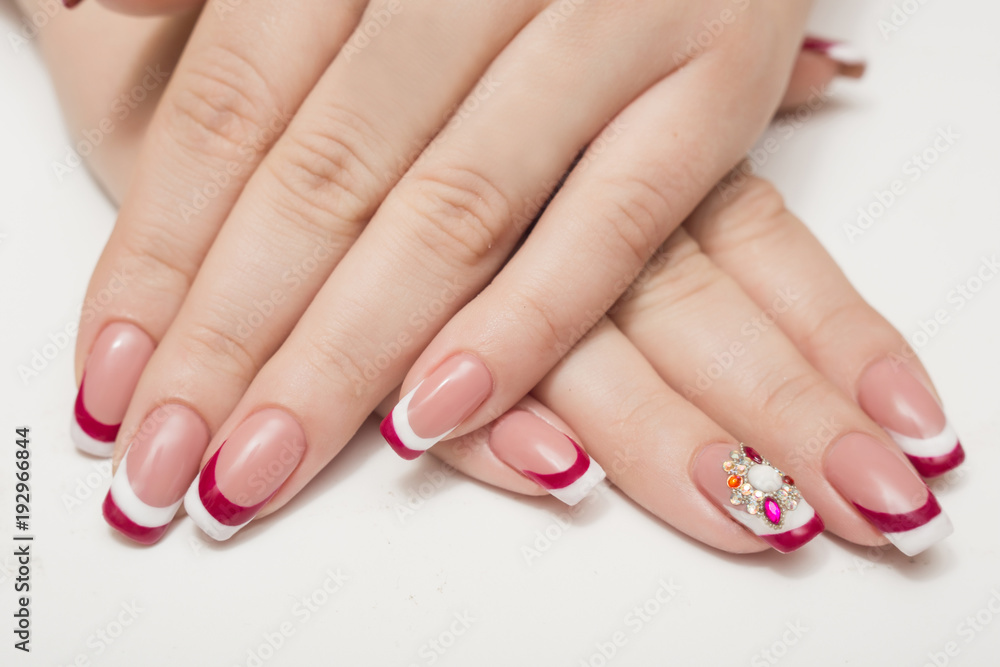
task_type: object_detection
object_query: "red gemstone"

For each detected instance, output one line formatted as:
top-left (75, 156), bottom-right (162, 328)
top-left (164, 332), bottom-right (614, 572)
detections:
top-left (744, 446), bottom-right (763, 464)
top-left (763, 497), bottom-right (782, 525)
top-left (782, 474), bottom-right (795, 486)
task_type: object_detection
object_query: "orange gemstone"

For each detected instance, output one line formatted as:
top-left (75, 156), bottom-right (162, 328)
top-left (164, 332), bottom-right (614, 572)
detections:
top-left (727, 475), bottom-right (742, 488)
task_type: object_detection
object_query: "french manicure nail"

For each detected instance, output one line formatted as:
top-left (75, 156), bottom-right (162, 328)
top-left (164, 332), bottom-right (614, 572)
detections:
top-left (826, 432), bottom-right (952, 556)
top-left (72, 322), bottom-right (156, 457)
top-left (103, 404), bottom-right (209, 545)
top-left (695, 443), bottom-right (824, 553)
top-left (802, 37), bottom-right (867, 78)
top-left (184, 409), bottom-right (306, 541)
top-left (380, 353), bottom-right (492, 460)
top-left (857, 360), bottom-right (964, 477)
top-left (489, 409), bottom-right (606, 505)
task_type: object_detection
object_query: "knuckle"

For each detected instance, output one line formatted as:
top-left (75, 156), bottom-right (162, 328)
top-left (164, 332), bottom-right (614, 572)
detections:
top-left (750, 366), bottom-right (831, 427)
top-left (267, 106), bottom-right (383, 230)
top-left (798, 299), bottom-right (870, 352)
top-left (300, 323), bottom-right (376, 401)
top-left (402, 166), bottom-right (512, 268)
top-left (701, 176), bottom-right (793, 245)
top-left (502, 288), bottom-right (565, 351)
top-left (620, 233), bottom-right (720, 316)
top-left (117, 222), bottom-right (200, 293)
top-left (179, 317), bottom-right (261, 385)
top-left (594, 175), bottom-right (671, 266)
top-left (164, 44), bottom-right (281, 154)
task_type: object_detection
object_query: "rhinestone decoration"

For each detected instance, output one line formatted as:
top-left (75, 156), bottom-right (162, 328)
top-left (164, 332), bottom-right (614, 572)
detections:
top-left (722, 443), bottom-right (801, 529)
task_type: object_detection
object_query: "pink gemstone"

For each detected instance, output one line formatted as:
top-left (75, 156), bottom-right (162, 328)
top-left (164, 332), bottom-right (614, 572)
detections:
top-left (744, 446), bottom-right (763, 464)
top-left (763, 497), bottom-right (781, 525)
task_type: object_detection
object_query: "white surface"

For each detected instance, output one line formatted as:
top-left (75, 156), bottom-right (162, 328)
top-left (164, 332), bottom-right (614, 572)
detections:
top-left (2, 1), bottom-right (998, 666)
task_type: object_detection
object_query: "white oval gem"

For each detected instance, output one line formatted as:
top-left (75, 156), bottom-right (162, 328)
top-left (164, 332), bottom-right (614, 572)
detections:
top-left (748, 465), bottom-right (783, 493)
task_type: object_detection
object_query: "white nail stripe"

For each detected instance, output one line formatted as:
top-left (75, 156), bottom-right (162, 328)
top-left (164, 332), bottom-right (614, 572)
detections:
top-left (725, 499), bottom-right (816, 537)
top-left (182, 474), bottom-right (247, 542)
top-left (884, 423), bottom-right (959, 458)
top-left (883, 512), bottom-right (953, 557)
top-left (109, 450), bottom-right (182, 528)
top-left (826, 43), bottom-right (866, 66)
top-left (547, 458), bottom-right (607, 506)
top-left (390, 384), bottom-right (458, 453)
top-left (71, 417), bottom-right (114, 458)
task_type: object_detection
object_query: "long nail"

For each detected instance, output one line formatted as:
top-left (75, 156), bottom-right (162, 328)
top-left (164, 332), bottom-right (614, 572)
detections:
top-left (802, 37), bottom-right (867, 78)
top-left (826, 433), bottom-right (952, 556)
top-left (489, 408), bottom-right (605, 505)
top-left (72, 322), bottom-right (155, 457)
top-left (857, 360), bottom-right (964, 477)
top-left (103, 404), bottom-right (209, 545)
top-left (694, 443), bottom-right (824, 553)
top-left (184, 409), bottom-right (305, 541)
top-left (381, 353), bottom-right (492, 460)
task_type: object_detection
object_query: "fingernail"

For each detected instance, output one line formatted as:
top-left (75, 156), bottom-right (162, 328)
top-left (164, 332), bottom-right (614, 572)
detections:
top-left (63, 0), bottom-right (84, 7)
top-left (802, 37), bottom-right (867, 78)
top-left (826, 433), bottom-right (952, 556)
top-left (184, 409), bottom-right (306, 541)
top-left (103, 404), bottom-right (209, 545)
top-left (72, 322), bottom-right (156, 457)
top-left (857, 360), bottom-right (965, 477)
top-left (694, 443), bottom-right (824, 553)
top-left (489, 408), bottom-right (606, 505)
top-left (381, 353), bottom-right (492, 460)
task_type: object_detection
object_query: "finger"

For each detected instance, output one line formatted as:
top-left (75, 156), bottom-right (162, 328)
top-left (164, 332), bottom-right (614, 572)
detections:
top-left (72, 0), bottom-right (364, 456)
top-left (778, 38), bottom-right (866, 113)
top-left (686, 176), bottom-right (964, 477)
top-left (103, 0), bottom-right (542, 542)
top-left (614, 230), bottom-right (952, 557)
top-left (90, 0), bottom-right (203, 15)
top-left (383, 4), bottom-right (811, 459)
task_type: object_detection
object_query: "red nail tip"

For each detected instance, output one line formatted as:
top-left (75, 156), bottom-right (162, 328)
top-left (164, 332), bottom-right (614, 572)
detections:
top-left (380, 413), bottom-right (423, 460)
top-left (521, 438), bottom-right (590, 490)
top-left (198, 447), bottom-right (271, 526)
top-left (853, 493), bottom-right (942, 533)
top-left (907, 444), bottom-right (966, 478)
top-left (759, 513), bottom-right (826, 554)
top-left (102, 493), bottom-right (168, 545)
top-left (74, 375), bottom-right (120, 442)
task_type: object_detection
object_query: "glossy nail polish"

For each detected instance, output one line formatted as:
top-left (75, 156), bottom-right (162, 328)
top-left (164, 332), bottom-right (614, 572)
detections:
top-left (381, 353), bottom-right (492, 460)
top-left (695, 443), bottom-right (824, 553)
top-left (72, 322), bottom-right (155, 457)
top-left (489, 409), bottom-right (606, 505)
top-left (826, 433), bottom-right (952, 556)
top-left (184, 409), bottom-right (306, 541)
top-left (857, 360), bottom-right (964, 477)
top-left (802, 37), bottom-right (866, 78)
top-left (103, 404), bottom-right (209, 545)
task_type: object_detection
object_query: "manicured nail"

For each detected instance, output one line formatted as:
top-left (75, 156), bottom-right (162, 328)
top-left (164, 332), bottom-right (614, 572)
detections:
top-left (857, 360), bottom-right (964, 477)
top-left (694, 443), bottom-right (824, 554)
top-left (103, 404), bottom-right (209, 545)
top-left (802, 37), bottom-right (866, 78)
top-left (72, 322), bottom-right (156, 457)
top-left (184, 409), bottom-right (305, 541)
top-left (826, 432), bottom-right (952, 556)
top-left (381, 353), bottom-right (492, 460)
top-left (489, 408), bottom-right (605, 505)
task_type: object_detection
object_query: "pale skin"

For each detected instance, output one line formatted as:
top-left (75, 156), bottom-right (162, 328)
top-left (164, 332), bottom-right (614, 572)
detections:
top-left (19, 0), bottom-right (955, 552)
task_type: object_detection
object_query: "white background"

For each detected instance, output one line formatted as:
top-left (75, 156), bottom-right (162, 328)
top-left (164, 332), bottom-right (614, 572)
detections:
top-left (1, 1), bottom-right (998, 666)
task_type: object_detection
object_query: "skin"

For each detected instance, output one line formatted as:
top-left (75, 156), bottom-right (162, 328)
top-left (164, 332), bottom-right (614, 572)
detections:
top-left (21, 0), bottom-right (959, 552)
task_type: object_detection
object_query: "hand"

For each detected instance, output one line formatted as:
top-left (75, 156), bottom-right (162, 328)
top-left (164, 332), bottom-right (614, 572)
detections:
top-left (29, 0), bottom-right (884, 544)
